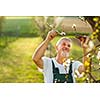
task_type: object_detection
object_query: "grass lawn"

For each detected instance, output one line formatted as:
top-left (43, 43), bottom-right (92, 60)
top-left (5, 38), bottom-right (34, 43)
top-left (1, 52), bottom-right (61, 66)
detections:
top-left (0, 37), bottom-right (43, 82)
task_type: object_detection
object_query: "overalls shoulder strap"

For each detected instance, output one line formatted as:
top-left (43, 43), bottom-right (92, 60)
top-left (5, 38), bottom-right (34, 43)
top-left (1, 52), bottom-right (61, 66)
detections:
top-left (51, 59), bottom-right (67, 83)
top-left (51, 59), bottom-right (74, 83)
top-left (67, 61), bottom-right (73, 83)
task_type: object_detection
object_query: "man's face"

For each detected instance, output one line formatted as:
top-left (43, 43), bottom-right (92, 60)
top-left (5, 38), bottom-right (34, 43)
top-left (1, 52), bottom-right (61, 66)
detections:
top-left (56, 39), bottom-right (72, 58)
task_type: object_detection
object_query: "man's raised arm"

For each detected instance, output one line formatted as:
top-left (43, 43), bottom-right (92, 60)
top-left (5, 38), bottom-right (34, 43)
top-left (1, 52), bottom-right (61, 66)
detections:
top-left (32, 30), bottom-right (58, 69)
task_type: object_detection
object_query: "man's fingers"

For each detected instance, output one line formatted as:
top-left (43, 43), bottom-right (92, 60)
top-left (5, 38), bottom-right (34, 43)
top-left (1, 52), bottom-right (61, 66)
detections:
top-left (47, 30), bottom-right (59, 41)
top-left (49, 30), bottom-right (58, 37)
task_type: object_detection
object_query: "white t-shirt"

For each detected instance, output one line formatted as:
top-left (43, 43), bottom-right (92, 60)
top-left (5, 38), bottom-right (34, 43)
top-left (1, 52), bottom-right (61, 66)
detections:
top-left (42, 57), bottom-right (83, 83)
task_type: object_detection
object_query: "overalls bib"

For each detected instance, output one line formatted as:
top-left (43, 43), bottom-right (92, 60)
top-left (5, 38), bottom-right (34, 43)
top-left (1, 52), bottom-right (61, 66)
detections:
top-left (52, 60), bottom-right (73, 83)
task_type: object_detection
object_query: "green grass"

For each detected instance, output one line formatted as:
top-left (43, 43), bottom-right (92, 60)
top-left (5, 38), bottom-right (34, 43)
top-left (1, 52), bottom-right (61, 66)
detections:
top-left (0, 37), bottom-right (43, 83)
top-left (0, 36), bottom-right (17, 47)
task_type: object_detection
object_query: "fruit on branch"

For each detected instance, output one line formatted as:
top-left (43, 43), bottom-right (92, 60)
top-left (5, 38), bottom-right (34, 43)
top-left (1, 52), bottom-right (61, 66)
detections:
top-left (83, 16), bottom-right (100, 41)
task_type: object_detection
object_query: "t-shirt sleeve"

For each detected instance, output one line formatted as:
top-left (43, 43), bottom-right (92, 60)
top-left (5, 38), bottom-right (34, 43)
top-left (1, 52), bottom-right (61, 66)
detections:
top-left (42, 56), bottom-right (51, 71)
top-left (42, 56), bottom-right (53, 83)
top-left (72, 61), bottom-right (83, 70)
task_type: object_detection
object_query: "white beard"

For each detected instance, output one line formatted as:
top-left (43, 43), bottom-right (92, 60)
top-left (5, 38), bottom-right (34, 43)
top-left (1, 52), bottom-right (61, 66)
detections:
top-left (61, 51), bottom-right (69, 58)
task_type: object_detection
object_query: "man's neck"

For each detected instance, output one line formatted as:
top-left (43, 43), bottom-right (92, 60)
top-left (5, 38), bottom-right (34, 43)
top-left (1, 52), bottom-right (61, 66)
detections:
top-left (55, 55), bottom-right (67, 64)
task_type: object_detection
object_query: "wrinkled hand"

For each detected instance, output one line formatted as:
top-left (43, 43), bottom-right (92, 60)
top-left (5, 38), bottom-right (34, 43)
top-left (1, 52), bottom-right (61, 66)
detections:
top-left (80, 36), bottom-right (89, 49)
top-left (46, 30), bottom-right (58, 41)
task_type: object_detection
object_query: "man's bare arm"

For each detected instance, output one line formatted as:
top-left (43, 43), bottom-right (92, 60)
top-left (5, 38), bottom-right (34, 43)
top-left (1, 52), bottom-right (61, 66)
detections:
top-left (78, 37), bottom-right (89, 73)
top-left (32, 30), bottom-right (58, 69)
top-left (32, 39), bottom-right (50, 69)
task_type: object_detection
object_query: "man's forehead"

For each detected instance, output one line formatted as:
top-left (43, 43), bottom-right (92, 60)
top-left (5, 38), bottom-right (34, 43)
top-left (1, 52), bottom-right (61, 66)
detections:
top-left (56, 37), bottom-right (72, 46)
top-left (60, 39), bottom-right (71, 44)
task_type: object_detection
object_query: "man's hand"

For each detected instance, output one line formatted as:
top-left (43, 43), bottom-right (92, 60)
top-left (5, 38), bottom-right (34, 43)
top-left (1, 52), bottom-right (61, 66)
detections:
top-left (80, 36), bottom-right (89, 49)
top-left (46, 30), bottom-right (58, 41)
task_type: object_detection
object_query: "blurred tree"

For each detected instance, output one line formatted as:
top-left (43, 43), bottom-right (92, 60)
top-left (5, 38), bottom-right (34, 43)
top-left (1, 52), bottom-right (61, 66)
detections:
top-left (83, 16), bottom-right (100, 41)
top-left (32, 16), bottom-right (64, 40)
top-left (32, 16), bottom-right (64, 57)
top-left (76, 16), bottom-right (100, 83)
top-left (0, 16), bottom-right (5, 36)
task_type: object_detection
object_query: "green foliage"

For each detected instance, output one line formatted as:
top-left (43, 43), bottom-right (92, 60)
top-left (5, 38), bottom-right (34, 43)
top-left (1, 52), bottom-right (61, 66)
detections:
top-left (0, 16), bottom-right (5, 35)
top-left (2, 18), bottom-right (39, 37)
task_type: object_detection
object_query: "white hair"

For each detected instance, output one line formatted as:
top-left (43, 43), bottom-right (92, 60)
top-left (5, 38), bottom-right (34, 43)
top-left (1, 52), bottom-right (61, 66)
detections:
top-left (56, 37), bottom-right (72, 47)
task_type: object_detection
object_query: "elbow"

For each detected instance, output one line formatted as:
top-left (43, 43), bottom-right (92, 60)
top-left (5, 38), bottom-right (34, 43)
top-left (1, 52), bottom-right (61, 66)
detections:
top-left (32, 55), bottom-right (38, 63)
top-left (32, 55), bottom-right (43, 69)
